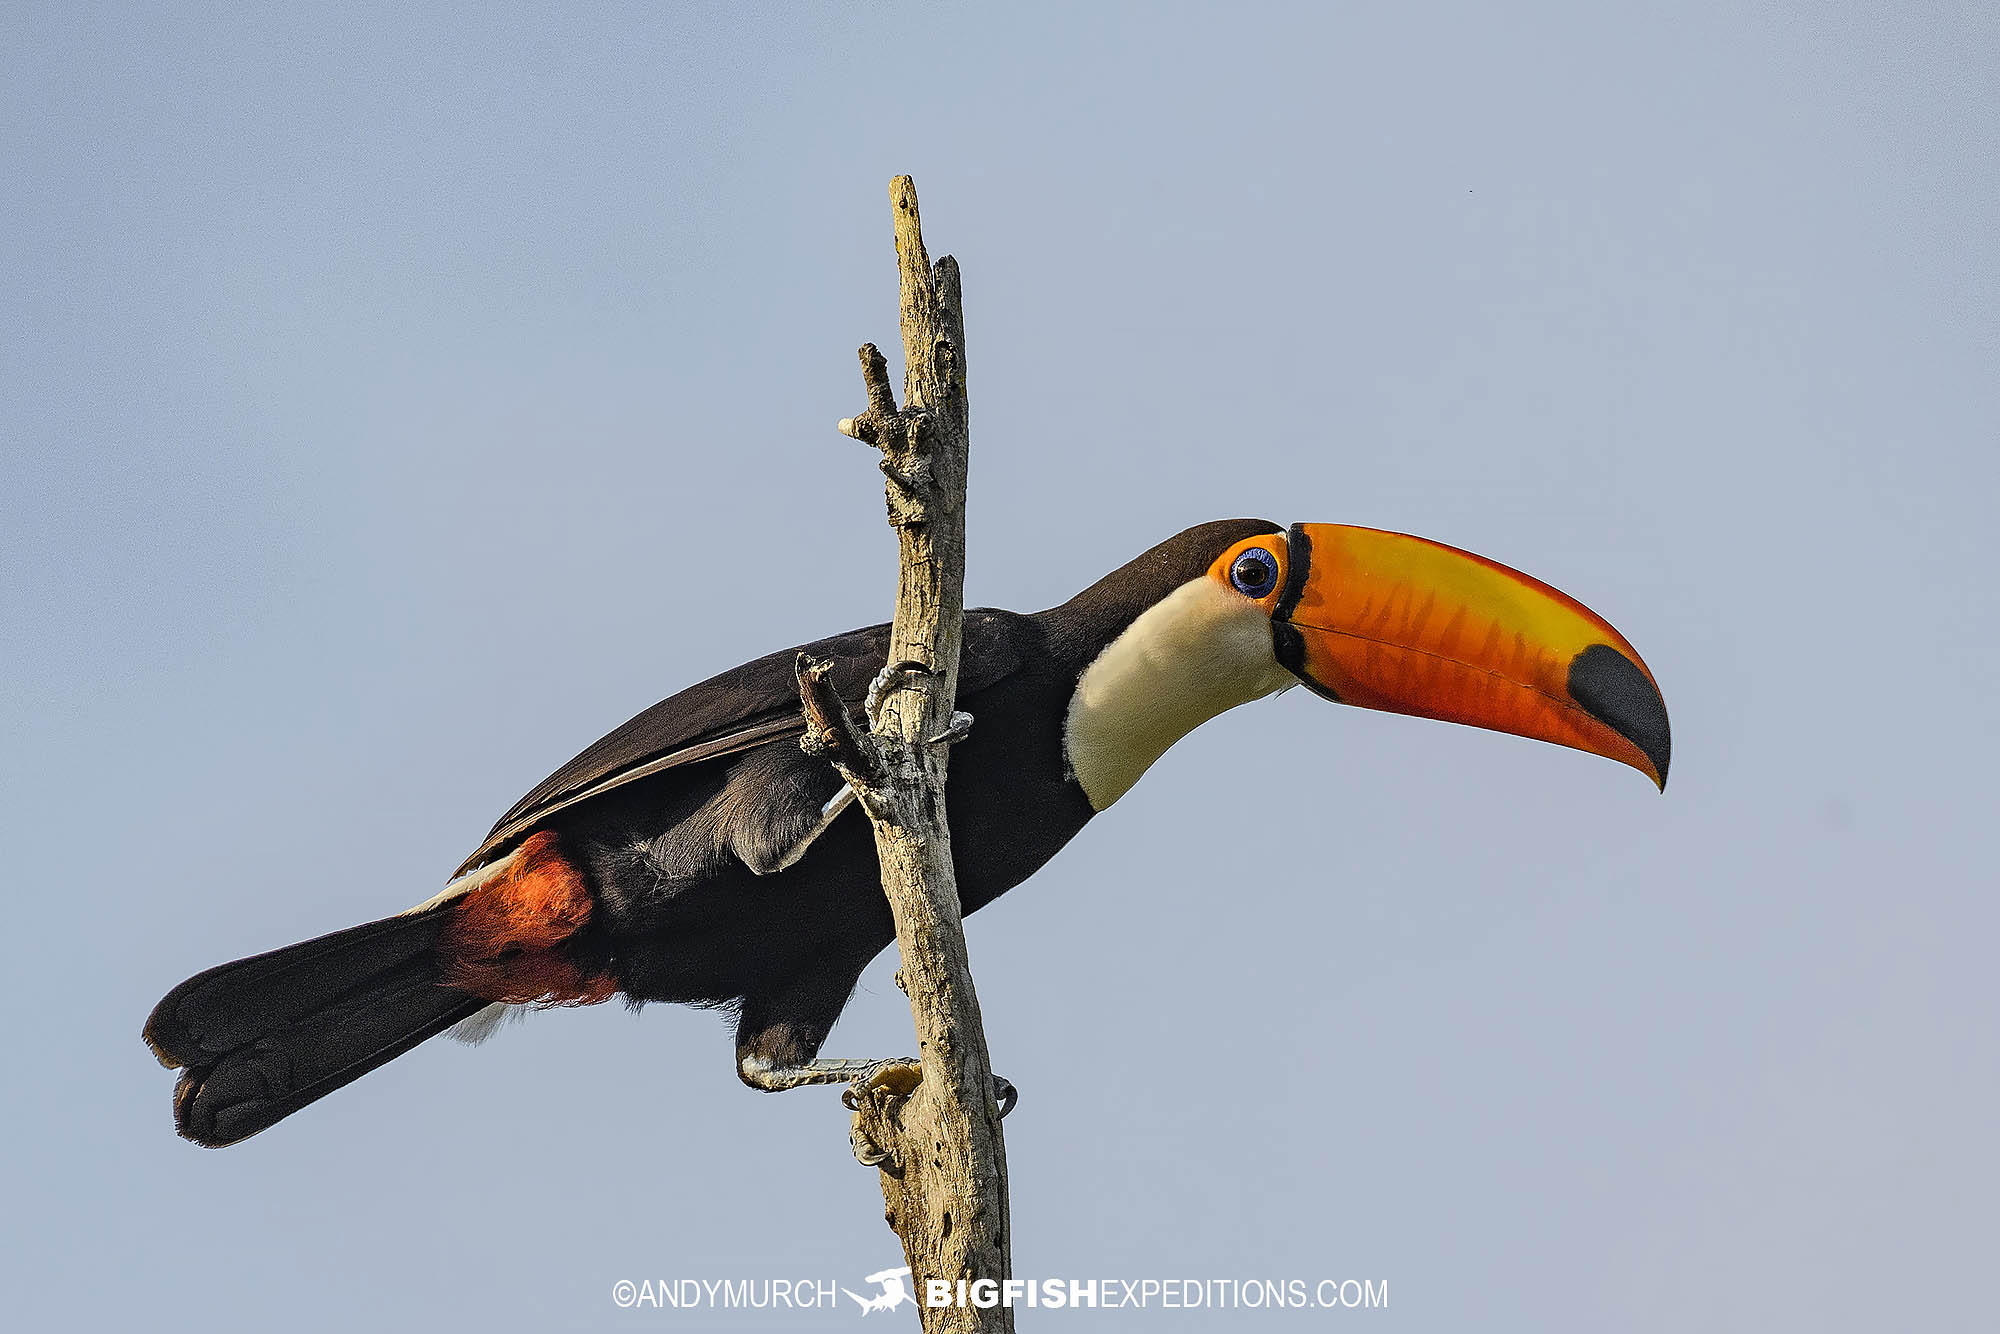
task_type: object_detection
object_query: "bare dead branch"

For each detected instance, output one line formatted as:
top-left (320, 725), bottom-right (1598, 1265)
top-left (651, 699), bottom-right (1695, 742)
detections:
top-left (802, 175), bottom-right (1012, 1333)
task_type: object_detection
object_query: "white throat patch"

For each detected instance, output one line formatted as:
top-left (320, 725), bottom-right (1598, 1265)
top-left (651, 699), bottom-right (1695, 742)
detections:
top-left (1062, 577), bottom-right (1293, 810)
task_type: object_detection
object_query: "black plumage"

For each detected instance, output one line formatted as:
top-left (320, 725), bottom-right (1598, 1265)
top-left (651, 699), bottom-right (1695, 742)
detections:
top-left (146, 520), bottom-right (1280, 1146)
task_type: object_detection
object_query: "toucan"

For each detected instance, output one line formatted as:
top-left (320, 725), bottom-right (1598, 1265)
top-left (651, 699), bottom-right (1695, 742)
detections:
top-left (146, 520), bottom-right (1669, 1147)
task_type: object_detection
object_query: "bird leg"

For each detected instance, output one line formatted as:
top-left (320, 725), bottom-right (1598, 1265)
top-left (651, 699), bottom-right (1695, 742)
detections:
top-left (761, 785), bottom-right (857, 875)
top-left (738, 1053), bottom-right (913, 1092)
top-left (738, 1053), bottom-right (1018, 1117)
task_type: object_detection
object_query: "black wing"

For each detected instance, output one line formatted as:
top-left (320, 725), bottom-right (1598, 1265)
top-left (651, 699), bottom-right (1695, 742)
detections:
top-left (452, 612), bottom-right (1030, 877)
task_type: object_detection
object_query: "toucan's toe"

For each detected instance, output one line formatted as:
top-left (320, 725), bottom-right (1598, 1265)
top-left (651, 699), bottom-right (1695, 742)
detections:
top-left (993, 1074), bottom-right (1018, 1118)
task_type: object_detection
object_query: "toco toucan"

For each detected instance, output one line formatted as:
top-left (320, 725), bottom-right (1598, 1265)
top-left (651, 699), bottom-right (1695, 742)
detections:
top-left (146, 520), bottom-right (1669, 1146)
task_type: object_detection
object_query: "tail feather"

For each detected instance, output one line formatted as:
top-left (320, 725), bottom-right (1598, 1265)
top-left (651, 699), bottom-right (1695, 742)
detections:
top-left (145, 909), bottom-right (484, 1147)
top-left (146, 832), bottom-right (616, 1147)
top-left (145, 913), bottom-right (453, 1067)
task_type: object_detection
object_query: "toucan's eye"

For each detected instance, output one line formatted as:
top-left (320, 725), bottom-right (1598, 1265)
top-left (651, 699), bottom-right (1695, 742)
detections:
top-left (1229, 547), bottom-right (1279, 599)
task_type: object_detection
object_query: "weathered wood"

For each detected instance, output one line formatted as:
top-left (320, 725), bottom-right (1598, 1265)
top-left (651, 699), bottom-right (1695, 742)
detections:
top-left (811, 176), bottom-right (1012, 1332)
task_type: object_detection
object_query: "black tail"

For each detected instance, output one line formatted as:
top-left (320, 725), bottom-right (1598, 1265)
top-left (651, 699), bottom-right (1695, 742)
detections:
top-left (144, 907), bottom-right (485, 1147)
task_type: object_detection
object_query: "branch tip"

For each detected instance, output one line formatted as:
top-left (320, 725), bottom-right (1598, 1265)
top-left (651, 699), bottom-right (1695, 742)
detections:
top-left (859, 343), bottom-right (896, 414)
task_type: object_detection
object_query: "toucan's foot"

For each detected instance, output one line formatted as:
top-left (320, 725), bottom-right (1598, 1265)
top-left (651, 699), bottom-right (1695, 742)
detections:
top-left (842, 1062), bottom-right (1017, 1119)
top-left (846, 1068), bottom-right (1014, 1167)
top-left (841, 1058), bottom-right (923, 1107)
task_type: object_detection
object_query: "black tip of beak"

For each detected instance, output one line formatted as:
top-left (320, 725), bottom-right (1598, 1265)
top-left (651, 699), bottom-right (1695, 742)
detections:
top-left (1567, 644), bottom-right (1672, 790)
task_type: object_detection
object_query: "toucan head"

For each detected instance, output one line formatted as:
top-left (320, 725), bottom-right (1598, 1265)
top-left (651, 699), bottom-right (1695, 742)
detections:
top-left (1060, 519), bottom-right (1670, 810)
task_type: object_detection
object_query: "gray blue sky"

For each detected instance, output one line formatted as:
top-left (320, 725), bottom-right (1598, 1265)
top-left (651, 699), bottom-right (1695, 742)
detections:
top-left (4, 3), bottom-right (1995, 1329)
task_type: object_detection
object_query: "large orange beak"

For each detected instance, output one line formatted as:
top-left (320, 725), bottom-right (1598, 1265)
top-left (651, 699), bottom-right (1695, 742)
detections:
top-left (1271, 524), bottom-right (1670, 788)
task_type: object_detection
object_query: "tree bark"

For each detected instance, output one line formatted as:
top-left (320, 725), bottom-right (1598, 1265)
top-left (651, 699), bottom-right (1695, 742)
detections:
top-left (797, 176), bottom-right (1012, 1332)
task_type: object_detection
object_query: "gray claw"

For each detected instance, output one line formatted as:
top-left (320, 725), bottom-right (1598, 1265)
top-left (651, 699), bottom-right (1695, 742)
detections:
top-left (926, 710), bottom-right (974, 746)
top-left (851, 1123), bottom-right (891, 1167)
top-left (993, 1074), bottom-right (1018, 1119)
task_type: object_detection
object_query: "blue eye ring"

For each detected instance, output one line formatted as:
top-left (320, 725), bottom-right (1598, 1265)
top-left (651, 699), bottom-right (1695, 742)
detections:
top-left (1229, 547), bottom-right (1280, 599)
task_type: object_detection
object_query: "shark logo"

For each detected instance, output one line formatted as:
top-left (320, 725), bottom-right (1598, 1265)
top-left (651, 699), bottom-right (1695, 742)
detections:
top-left (842, 1266), bottom-right (915, 1316)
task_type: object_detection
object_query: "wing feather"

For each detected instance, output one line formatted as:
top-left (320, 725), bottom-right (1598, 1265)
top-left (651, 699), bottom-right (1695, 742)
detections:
top-left (452, 613), bottom-right (1027, 877)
